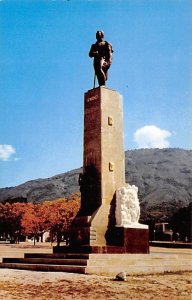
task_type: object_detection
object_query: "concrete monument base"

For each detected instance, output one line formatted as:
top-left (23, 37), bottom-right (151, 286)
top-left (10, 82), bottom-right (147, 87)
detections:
top-left (57, 226), bottom-right (149, 254)
top-left (106, 226), bottom-right (149, 254)
top-left (1, 249), bottom-right (191, 275)
top-left (66, 87), bottom-right (149, 254)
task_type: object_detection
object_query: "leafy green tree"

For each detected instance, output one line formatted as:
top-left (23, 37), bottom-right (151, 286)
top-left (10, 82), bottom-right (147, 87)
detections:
top-left (169, 203), bottom-right (192, 242)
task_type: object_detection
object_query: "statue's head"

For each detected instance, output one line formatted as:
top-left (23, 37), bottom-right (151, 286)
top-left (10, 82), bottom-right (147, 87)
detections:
top-left (96, 30), bottom-right (104, 40)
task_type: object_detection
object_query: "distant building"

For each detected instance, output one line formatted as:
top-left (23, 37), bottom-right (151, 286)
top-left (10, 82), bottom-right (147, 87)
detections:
top-left (154, 222), bottom-right (173, 241)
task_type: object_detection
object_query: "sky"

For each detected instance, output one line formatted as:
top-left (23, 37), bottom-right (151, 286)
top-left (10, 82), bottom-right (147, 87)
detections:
top-left (0, 0), bottom-right (191, 188)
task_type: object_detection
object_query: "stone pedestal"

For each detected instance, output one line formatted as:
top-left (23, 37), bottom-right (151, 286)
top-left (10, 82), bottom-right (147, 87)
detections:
top-left (70, 87), bottom-right (125, 246)
top-left (106, 226), bottom-right (149, 254)
top-left (69, 86), bottom-right (149, 253)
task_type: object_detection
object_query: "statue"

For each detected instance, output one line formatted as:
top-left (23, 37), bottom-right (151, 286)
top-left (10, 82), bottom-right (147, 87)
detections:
top-left (115, 184), bottom-right (140, 227)
top-left (89, 30), bottom-right (113, 87)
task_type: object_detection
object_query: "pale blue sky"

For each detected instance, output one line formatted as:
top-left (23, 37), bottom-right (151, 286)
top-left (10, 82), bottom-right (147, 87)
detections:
top-left (0, 0), bottom-right (191, 187)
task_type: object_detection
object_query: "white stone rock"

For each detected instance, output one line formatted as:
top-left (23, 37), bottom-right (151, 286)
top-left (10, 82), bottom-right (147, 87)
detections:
top-left (115, 271), bottom-right (127, 281)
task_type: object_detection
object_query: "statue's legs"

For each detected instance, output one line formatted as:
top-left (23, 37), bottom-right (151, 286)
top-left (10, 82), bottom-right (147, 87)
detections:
top-left (103, 67), bottom-right (109, 81)
top-left (95, 69), bottom-right (106, 86)
top-left (94, 60), bottom-right (106, 86)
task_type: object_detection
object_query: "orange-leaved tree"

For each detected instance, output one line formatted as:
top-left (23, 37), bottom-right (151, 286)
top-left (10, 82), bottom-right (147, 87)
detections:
top-left (41, 194), bottom-right (80, 246)
top-left (0, 203), bottom-right (7, 239)
top-left (21, 203), bottom-right (44, 245)
top-left (10, 202), bottom-right (26, 243)
top-left (0, 202), bottom-right (26, 242)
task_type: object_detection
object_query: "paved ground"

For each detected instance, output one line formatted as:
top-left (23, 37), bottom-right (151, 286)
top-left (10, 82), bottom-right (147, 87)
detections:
top-left (0, 243), bottom-right (191, 300)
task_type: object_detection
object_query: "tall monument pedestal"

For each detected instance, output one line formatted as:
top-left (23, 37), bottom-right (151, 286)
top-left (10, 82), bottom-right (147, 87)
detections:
top-left (66, 87), bottom-right (149, 254)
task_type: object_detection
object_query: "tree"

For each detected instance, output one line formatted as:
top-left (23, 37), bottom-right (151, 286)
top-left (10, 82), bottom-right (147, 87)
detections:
top-left (41, 195), bottom-right (80, 246)
top-left (0, 202), bottom-right (26, 242)
top-left (0, 203), bottom-right (6, 239)
top-left (21, 203), bottom-right (43, 245)
top-left (10, 202), bottom-right (26, 243)
top-left (0, 193), bottom-right (80, 246)
top-left (169, 203), bottom-right (192, 242)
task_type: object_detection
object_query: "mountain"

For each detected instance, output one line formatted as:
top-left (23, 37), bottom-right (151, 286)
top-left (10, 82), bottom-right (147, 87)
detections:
top-left (125, 148), bottom-right (192, 221)
top-left (0, 148), bottom-right (191, 221)
top-left (0, 168), bottom-right (81, 204)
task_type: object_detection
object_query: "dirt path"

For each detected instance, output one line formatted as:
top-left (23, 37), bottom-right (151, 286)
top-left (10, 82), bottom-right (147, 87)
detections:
top-left (0, 243), bottom-right (191, 300)
top-left (0, 268), bottom-right (191, 300)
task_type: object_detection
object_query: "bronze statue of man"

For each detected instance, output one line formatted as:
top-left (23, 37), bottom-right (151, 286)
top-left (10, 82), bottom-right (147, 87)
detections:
top-left (89, 30), bottom-right (113, 87)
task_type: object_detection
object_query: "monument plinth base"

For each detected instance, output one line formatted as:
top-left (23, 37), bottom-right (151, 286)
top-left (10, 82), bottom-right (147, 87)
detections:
top-left (55, 226), bottom-right (149, 254)
top-left (106, 226), bottom-right (149, 254)
top-left (67, 87), bottom-right (149, 254)
top-left (54, 232), bottom-right (149, 254)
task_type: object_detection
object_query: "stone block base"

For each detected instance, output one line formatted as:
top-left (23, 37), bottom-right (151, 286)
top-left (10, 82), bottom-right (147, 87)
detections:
top-left (54, 227), bottom-right (149, 254)
top-left (106, 226), bottom-right (149, 253)
top-left (69, 226), bottom-right (95, 246)
top-left (53, 245), bottom-right (148, 254)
